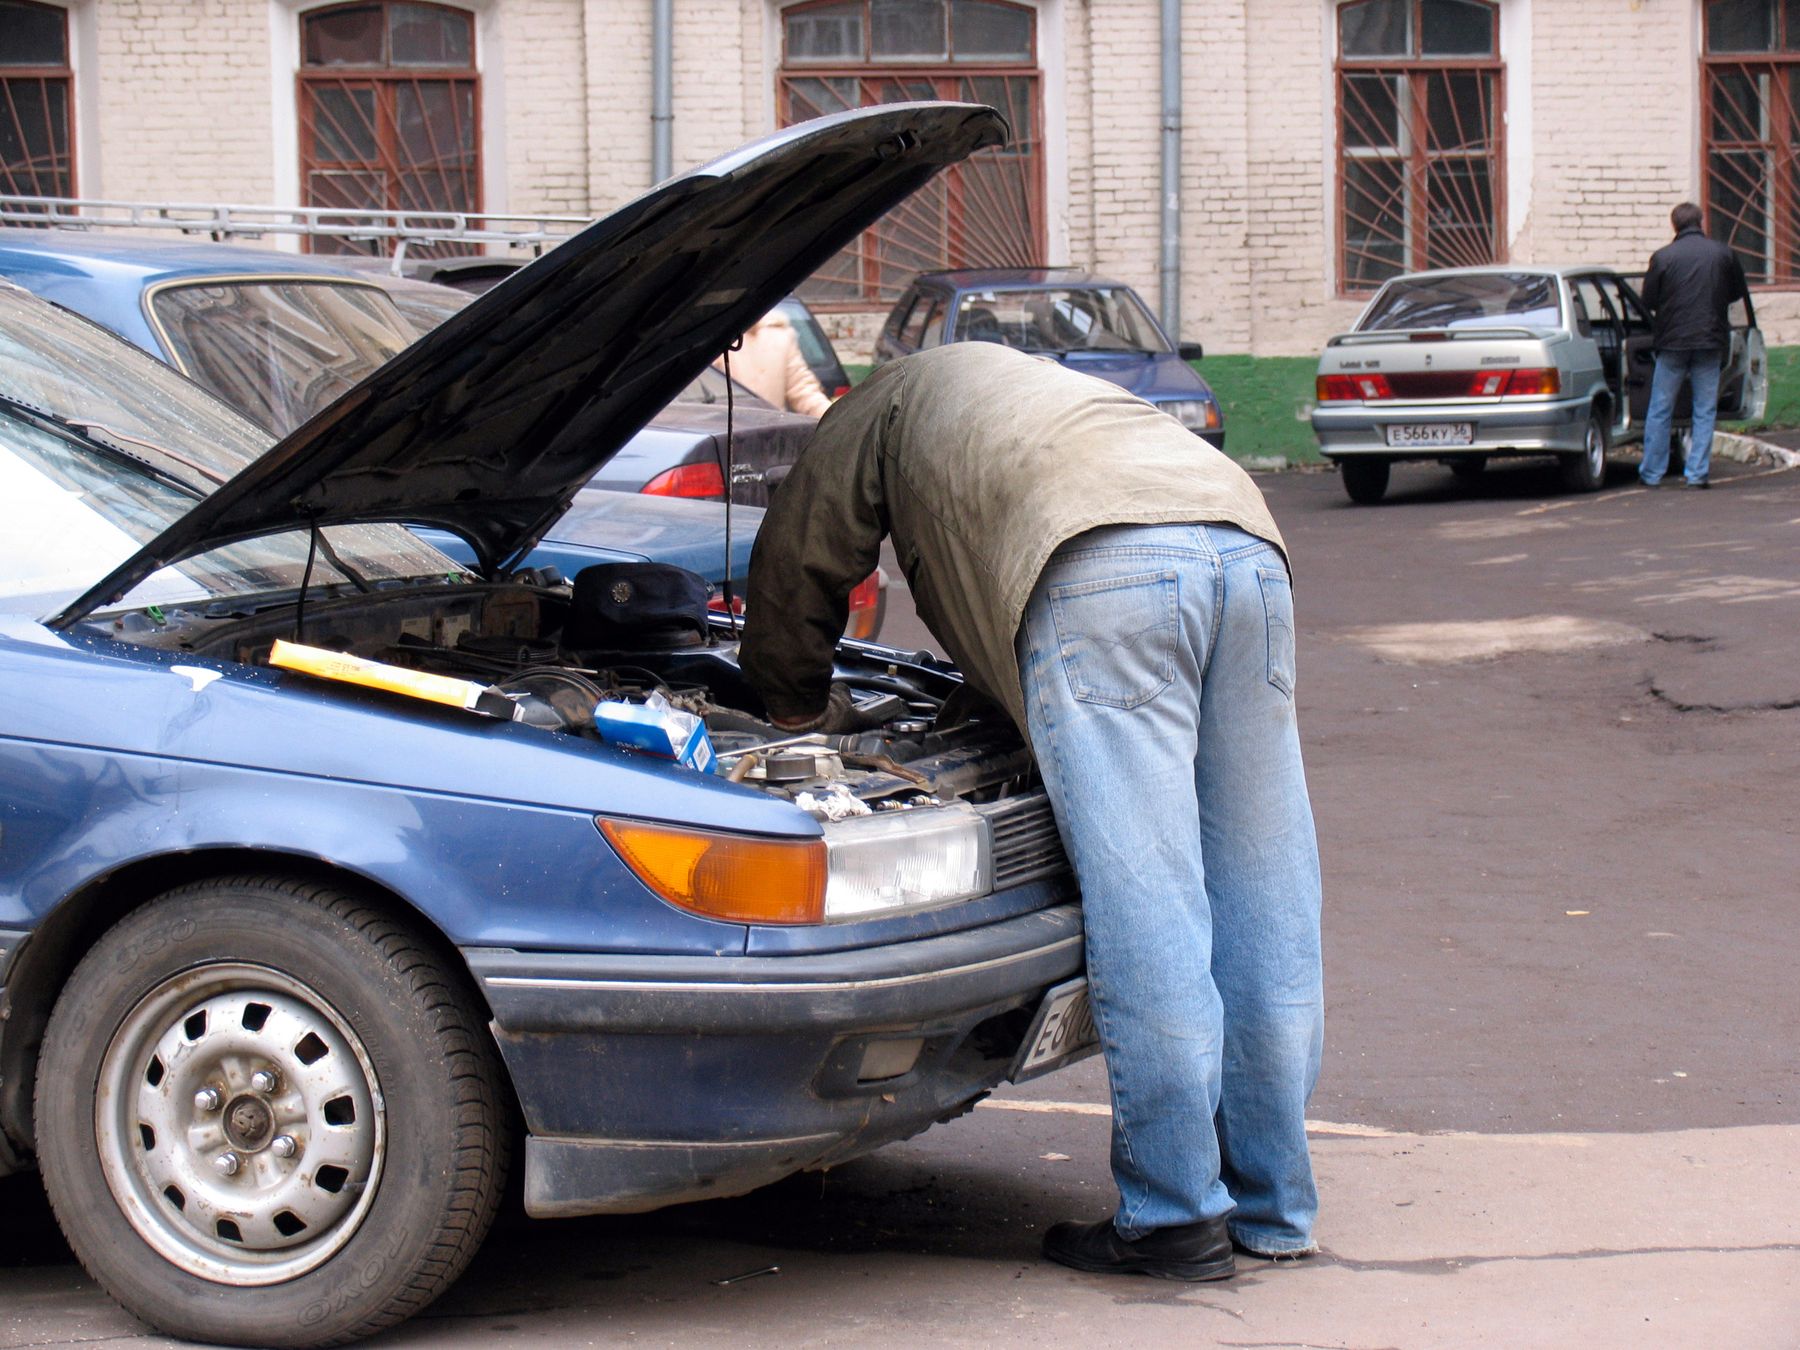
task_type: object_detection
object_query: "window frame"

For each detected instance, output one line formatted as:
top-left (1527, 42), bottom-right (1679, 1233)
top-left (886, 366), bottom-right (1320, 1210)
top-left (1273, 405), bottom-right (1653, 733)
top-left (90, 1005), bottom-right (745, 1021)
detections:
top-left (1699, 0), bottom-right (1800, 287)
top-left (1333, 0), bottom-right (1506, 297)
top-left (296, 0), bottom-right (482, 258)
top-left (0, 0), bottom-right (76, 200)
top-left (776, 0), bottom-right (1045, 310)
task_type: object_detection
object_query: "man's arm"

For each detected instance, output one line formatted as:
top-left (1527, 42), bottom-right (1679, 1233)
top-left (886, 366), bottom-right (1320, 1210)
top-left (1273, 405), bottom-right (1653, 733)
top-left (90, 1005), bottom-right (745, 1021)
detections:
top-left (783, 341), bottom-right (832, 418)
top-left (739, 368), bottom-right (897, 725)
top-left (1640, 251), bottom-right (1664, 314)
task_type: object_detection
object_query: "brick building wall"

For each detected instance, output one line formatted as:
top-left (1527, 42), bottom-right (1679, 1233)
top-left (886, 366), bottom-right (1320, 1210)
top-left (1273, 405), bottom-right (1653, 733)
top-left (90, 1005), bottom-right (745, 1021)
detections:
top-left (38, 0), bottom-right (1800, 355)
top-left (92, 1), bottom-right (276, 203)
top-left (498, 0), bottom-right (589, 214)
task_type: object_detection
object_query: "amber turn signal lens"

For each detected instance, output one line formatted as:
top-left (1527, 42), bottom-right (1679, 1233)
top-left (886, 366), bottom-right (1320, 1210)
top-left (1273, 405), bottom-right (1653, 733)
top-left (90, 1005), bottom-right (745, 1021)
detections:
top-left (599, 819), bottom-right (827, 924)
top-left (1500, 367), bottom-right (1561, 396)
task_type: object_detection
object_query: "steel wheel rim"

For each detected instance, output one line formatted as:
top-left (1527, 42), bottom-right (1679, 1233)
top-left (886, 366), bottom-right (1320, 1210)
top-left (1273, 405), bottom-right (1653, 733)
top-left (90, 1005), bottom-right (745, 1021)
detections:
top-left (95, 962), bottom-right (385, 1286)
top-left (1586, 422), bottom-right (1604, 476)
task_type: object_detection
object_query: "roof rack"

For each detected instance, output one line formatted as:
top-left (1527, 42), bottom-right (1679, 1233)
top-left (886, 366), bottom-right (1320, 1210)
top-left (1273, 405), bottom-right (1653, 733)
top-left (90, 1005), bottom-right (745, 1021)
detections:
top-left (0, 195), bottom-right (590, 272)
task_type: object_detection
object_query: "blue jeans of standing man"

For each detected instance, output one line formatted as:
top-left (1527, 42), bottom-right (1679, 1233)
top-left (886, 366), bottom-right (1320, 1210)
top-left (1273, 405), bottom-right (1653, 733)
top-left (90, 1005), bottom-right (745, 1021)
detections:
top-left (1015, 522), bottom-right (1324, 1255)
top-left (1640, 348), bottom-right (1723, 486)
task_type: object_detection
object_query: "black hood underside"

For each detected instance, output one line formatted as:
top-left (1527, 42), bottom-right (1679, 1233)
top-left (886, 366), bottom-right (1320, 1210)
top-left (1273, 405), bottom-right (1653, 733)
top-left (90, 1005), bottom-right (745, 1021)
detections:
top-left (57, 103), bottom-right (1007, 626)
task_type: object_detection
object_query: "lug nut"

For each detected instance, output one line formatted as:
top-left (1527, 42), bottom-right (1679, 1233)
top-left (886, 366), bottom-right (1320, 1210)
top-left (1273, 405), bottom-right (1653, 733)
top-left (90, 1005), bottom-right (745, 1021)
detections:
top-left (250, 1069), bottom-right (280, 1094)
top-left (213, 1151), bottom-right (241, 1177)
top-left (194, 1087), bottom-right (223, 1113)
top-left (270, 1134), bottom-right (298, 1159)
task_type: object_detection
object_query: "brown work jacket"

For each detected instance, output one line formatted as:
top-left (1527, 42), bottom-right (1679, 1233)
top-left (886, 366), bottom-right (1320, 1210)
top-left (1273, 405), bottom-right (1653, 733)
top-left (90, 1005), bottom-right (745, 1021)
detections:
top-left (739, 343), bottom-right (1284, 735)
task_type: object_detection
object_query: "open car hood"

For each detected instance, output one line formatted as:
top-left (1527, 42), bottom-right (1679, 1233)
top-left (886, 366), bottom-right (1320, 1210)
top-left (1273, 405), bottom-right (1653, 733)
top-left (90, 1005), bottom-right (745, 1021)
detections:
top-left (57, 103), bottom-right (1005, 625)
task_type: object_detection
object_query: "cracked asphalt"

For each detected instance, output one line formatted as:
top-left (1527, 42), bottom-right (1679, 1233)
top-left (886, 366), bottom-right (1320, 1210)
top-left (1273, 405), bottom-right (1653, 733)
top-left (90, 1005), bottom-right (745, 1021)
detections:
top-left (3, 453), bottom-right (1796, 1348)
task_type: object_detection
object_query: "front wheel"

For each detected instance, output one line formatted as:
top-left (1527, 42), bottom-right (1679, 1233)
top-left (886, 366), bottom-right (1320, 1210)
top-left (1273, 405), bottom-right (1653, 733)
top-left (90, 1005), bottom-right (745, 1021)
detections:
top-left (1339, 457), bottom-right (1391, 504)
top-left (35, 876), bottom-right (508, 1348)
top-left (1559, 414), bottom-right (1607, 493)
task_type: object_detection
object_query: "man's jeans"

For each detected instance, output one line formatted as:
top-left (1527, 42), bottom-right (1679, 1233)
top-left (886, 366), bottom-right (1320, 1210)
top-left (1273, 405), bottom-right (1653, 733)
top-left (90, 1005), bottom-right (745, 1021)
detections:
top-left (1016, 523), bottom-right (1324, 1254)
top-left (1641, 348), bottom-right (1723, 486)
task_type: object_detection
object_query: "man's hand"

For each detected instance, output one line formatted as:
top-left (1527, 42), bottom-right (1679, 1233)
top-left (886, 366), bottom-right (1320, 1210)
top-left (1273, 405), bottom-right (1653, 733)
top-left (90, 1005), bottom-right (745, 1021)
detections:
top-left (770, 683), bottom-right (863, 735)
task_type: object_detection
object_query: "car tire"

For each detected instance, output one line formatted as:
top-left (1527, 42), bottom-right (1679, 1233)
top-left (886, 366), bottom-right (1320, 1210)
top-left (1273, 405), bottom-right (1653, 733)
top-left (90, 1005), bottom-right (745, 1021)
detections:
top-left (34, 875), bottom-right (508, 1349)
top-left (1559, 414), bottom-right (1607, 493)
top-left (1340, 458), bottom-right (1391, 504)
top-left (1448, 456), bottom-right (1487, 481)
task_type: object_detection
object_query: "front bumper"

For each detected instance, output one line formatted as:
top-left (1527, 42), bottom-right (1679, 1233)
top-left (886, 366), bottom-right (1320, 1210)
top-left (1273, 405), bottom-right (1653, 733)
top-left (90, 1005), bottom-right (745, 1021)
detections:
top-left (1312, 395), bottom-right (1591, 458)
top-left (464, 899), bottom-right (1085, 1217)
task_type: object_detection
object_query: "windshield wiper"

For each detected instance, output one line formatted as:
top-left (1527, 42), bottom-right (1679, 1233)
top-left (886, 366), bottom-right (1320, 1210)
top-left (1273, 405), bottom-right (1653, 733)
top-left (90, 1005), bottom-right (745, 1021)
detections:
top-left (0, 393), bottom-right (216, 499)
top-left (66, 418), bottom-right (228, 487)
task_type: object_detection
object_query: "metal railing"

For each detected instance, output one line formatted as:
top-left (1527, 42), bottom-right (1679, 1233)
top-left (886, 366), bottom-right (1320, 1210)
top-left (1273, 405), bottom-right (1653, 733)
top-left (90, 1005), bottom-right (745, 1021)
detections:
top-left (0, 195), bottom-right (590, 271)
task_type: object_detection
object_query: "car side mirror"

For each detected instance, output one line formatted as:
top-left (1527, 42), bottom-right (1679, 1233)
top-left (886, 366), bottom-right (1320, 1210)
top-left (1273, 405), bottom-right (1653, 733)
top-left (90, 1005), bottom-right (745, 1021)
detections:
top-left (1178, 342), bottom-right (1204, 362)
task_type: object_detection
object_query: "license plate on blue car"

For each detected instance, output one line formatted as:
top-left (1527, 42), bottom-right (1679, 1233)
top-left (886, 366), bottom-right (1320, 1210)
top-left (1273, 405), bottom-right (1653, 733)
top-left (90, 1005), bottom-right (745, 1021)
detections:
top-left (1010, 976), bottom-right (1100, 1081)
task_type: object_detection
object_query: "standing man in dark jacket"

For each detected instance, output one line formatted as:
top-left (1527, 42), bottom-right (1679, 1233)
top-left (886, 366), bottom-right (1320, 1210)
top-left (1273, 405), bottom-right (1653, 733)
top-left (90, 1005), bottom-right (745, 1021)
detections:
top-left (739, 343), bottom-right (1324, 1282)
top-left (1638, 201), bottom-right (1750, 489)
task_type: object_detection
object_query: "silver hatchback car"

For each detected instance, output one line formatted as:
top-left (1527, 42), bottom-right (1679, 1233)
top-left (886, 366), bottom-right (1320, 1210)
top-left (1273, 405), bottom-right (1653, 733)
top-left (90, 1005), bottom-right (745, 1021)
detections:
top-left (1311, 266), bottom-right (1767, 503)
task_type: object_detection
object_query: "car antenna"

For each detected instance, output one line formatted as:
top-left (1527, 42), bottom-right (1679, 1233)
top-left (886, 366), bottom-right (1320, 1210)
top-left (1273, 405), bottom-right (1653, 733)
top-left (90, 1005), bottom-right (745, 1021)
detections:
top-left (718, 334), bottom-right (744, 637)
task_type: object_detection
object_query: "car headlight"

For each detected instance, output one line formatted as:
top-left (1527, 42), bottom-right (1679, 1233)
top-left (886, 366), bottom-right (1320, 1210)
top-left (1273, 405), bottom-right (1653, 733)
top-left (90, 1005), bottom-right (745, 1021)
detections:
top-left (1159, 399), bottom-right (1221, 433)
top-left (599, 803), bottom-right (992, 926)
top-left (824, 803), bottom-right (991, 920)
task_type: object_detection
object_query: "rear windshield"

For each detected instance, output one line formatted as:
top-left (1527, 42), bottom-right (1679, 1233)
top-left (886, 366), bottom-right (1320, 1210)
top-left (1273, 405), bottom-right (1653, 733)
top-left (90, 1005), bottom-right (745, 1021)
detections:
top-left (150, 279), bottom-right (416, 435)
top-left (1358, 273), bottom-right (1563, 332)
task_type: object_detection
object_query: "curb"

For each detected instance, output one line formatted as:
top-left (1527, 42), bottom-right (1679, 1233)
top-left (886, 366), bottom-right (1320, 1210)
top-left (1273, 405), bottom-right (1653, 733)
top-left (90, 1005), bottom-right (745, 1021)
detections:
top-left (1714, 431), bottom-right (1800, 469)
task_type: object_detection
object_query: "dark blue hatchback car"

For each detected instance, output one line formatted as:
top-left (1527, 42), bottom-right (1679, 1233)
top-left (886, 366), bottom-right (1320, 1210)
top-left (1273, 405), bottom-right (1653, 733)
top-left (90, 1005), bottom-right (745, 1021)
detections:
top-left (0, 105), bottom-right (1087, 1348)
top-left (874, 266), bottom-right (1225, 449)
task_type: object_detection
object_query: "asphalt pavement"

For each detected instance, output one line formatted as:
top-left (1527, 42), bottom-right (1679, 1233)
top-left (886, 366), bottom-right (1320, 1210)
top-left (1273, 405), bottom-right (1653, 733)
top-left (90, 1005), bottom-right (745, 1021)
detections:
top-left (4, 450), bottom-right (1797, 1348)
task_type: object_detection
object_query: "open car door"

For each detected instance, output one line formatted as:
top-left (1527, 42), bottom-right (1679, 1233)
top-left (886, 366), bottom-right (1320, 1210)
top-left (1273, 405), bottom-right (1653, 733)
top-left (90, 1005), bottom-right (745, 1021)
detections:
top-left (1619, 273), bottom-right (1766, 425)
top-left (1613, 274), bottom-right (1659, 429)
top-left (1717, 292), bottom-right (1767, 421)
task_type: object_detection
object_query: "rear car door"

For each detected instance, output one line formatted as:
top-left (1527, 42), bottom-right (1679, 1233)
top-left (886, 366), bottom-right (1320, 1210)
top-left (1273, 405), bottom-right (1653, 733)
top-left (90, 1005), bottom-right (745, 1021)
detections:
top-left (1610, 274), bottom-right (1660, 429)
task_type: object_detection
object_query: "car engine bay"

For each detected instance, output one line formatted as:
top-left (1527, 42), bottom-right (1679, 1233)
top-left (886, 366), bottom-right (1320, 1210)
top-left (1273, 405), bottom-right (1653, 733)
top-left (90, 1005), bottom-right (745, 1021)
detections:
top-left (101, 568), bottom-right (1040, 820)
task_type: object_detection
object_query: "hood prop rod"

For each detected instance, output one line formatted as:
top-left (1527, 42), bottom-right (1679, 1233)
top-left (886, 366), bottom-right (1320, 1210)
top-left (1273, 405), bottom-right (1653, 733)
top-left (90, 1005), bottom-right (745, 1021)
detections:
top-left (719, 336), bottom-right (743, 636)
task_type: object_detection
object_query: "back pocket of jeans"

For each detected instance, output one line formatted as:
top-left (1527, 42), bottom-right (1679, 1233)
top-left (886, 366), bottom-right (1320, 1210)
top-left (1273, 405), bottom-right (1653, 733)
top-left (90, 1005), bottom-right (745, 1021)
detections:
top-left (1047, 568), bottom-right (1179, 708)
top-left (1258, 567), bottom-right (1296, 698)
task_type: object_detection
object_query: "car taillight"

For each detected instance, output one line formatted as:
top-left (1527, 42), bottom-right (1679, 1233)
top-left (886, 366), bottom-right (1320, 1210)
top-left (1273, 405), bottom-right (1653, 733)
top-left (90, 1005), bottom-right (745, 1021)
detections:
top-left (1500, 367), bottom-right (1560, 396)
top-left (844, 569), bottom-right (883, 640)
top-left (641, 462), bottom-right (726, 499)
top-left (1316, 373), bottom-right (1394, 401)
top-left (708, 569), bottom-right (883, 636)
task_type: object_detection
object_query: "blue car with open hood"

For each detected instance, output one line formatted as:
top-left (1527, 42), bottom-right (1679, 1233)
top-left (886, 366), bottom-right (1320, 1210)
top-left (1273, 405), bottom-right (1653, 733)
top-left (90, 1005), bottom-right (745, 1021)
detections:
top-left (0, 104), bottom-right (1089, 1348)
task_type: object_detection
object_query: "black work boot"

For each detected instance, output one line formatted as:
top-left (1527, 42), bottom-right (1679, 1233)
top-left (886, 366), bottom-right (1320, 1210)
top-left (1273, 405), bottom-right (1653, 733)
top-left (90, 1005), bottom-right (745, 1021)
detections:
top-left (1041, 1215), bottom-right (1235, 1281)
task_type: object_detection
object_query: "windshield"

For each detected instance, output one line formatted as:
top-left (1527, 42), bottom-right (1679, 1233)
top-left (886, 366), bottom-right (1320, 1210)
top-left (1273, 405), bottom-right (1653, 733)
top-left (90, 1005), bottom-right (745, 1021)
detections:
top-left (0, 283), bottom-right (269, 473)
top-left (1359, 273), bottom-right (1564, 332)
top-left (149, 279), bottom-right (416, 434)
top-left (953, 287), bottom-right (1171, 354)
top-left (0, 284), bottom-right (458, 617)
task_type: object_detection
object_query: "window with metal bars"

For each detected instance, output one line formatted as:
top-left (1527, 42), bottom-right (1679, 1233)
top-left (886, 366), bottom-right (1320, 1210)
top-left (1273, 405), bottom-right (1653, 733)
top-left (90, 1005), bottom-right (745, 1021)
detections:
top-left (1335, 0), bottom-right (1502, 295)
top-left (777, 0), bottom-right (1043, 307)
top-left (0, 0), bottom-right (74, 204)
top-left (298, 1), bottom-right (479, 259)
top-left (1701, 0), bottom-right (1800, 285)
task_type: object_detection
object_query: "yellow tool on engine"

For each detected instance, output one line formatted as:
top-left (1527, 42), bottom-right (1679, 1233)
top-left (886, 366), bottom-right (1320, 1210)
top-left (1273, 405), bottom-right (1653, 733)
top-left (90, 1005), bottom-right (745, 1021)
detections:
top-left (269, 639), bottom-right (520, 719)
